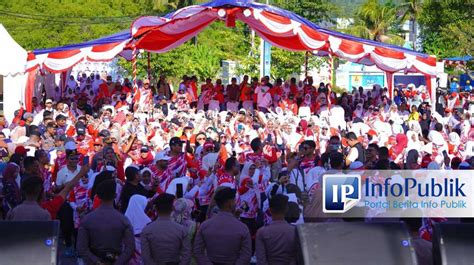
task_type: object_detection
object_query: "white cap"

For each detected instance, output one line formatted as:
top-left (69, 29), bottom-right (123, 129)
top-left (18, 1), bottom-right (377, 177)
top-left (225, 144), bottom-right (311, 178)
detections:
top-left (154, 151), bottom-right (171, 162)
top-left (105, 165), bottom-right (117, 172)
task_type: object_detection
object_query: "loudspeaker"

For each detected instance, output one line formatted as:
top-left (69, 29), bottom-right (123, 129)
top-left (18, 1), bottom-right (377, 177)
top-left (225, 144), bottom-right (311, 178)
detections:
top-left (433, 223), bottom-right (474, 265)
top-left (0, 221), bottom-right (60, 265)
top-left (297, 222), bottom-right (417, 265)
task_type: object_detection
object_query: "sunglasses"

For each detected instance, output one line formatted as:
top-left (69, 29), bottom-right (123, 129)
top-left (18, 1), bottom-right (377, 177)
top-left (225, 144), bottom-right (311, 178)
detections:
top-left (94, 144), bottom-right (102, 147)
top-left (197, 137), bottom-right (206, 141)
top-left (68, 156), bottom-right (79, 161)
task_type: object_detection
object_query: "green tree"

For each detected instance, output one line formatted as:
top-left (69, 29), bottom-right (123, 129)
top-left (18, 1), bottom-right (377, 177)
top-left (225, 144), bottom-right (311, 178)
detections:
top-left (345, 0), bottom-right (405, 45)
top-left (271, 0), bottom-right (338, 23)
top-left (418, 0), bottom-right (473, 59)
top-left (0, 0), bottom-right (158, 50)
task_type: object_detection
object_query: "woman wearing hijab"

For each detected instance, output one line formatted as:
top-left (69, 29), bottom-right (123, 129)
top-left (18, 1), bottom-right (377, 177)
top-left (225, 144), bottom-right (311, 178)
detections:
top-left (125, 195), bottom-right (151, 265)
top-left (419, 112), bottom-right (431, 137)
top-left (2, 163), bottom-right (21, 214)
top-left (172, 198), bottom-right (197, 241)
top-left (405, 150), bottom-right (420, 170)
top-left (391, 133), bottom-right (408, 165)
top-left (407, 131), bottom-right (423, 152)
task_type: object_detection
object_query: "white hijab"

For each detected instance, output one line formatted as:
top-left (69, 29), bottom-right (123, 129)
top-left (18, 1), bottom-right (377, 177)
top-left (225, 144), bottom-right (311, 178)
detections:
top-left (125, 195), bottom-right (151, 235)
top-left (239, 162), bottom-right (260, 185)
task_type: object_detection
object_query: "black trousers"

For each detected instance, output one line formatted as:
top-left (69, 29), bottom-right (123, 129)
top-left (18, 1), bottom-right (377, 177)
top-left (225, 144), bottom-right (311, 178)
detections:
top-left (57, 202), bottom-right (74, 247)
top-left (196, 205), bottom-right (209, 223)
top-left (240, 217), bottom-right (257, 254)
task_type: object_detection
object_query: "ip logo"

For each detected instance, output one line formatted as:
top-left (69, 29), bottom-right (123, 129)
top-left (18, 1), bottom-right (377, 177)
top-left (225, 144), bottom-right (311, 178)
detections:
top-left (323, 174), bottom-right (361, 213)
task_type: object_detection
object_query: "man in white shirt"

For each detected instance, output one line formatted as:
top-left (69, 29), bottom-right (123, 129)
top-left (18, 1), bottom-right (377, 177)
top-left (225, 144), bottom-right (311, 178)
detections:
top-left (56, 142), bottom-right (82, 189)
top-left (56, 141), bottom-right (83, 257)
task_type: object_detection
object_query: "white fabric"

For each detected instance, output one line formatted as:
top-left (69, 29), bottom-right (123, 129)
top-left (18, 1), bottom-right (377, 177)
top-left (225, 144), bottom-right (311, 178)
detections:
top-left (124, 195), bottom-right (151, 235)
top-left (0, 25), bottom-right (28, 123)
top-left (0, 24), bottom-right (27, 75)
top-left (3, 74), bottom-right (27, 123)
top-left (201, 152), bottom-right (218, 171)
top-left (166, 177), bottom-right (191, 195)
top-left (56, 166), bottom-right (82, 187)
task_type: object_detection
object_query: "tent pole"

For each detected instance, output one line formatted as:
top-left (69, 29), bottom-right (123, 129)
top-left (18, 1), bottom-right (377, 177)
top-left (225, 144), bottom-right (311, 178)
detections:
top-left (304, 51), bottom-right (309, 77)
top-left (132, 46), bottom-right (138, 92)
top-left (147, 52), bottom-right (151, 81)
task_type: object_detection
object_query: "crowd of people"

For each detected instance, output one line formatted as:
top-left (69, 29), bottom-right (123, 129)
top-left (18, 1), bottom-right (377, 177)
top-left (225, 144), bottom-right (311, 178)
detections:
top-left (1, 71), bottom-right (474, 265)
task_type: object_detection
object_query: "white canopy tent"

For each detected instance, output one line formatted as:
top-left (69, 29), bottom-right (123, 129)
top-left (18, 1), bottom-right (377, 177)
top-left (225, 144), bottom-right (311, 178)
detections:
top-left (0, 24), bottom-right (27, 123)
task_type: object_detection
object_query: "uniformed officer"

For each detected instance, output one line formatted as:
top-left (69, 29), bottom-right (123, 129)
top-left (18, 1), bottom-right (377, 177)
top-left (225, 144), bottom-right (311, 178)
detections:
top-left (194, 187), bottom-right (252, 265)
top-left (141, 193), bottom-right (191, 265)
top-left (256, 194), bottom-right (300, 265)
top-left (77, 179), bottom-right (135, 265)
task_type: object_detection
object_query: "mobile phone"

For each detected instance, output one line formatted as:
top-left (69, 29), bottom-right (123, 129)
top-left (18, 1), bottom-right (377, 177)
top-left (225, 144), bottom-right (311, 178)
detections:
top-left (82, 156), bottom-right (90, 166)
top-left (176, 183), bottom-right (183, 199)
top-left (267, 134), bottom-right (272, 143)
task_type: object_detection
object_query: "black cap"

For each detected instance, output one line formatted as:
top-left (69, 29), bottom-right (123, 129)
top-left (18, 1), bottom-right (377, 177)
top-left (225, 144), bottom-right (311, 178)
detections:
top-left (170, 118), bottom-right (181, 127)
top-left (169, 137), bottom-right (184, 146)
top-left (140, 145), bottom-right (150, 153)
top-left (76, 122), bottom-right (86, 135)
top-left (99, 129), bottom-right (111, 138)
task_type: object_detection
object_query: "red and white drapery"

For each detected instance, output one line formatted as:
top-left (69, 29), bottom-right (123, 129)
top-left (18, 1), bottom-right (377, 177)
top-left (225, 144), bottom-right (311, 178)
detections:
top-left (23, 1), bottom-right (438, 111)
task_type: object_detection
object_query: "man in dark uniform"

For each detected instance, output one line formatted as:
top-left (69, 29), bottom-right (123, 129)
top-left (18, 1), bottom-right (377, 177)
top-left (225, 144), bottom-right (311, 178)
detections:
top-left (141, 193), bottom-right (191, 265)
top-left (256, 194), bottom-right (299, 265)
top-left (77, 179), bottom-right (135, 265)
top-left (194, 187), bottom-right (252, 265)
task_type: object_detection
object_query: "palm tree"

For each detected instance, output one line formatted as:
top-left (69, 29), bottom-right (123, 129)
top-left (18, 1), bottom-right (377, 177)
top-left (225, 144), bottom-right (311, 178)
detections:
top-left (345, 0), bottom-right (405, 46)
top-left (398, 0), bottom-right (423, 50)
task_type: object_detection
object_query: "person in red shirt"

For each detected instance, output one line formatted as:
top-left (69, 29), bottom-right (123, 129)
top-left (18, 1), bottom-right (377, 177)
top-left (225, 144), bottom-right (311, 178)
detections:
top-left (189, 76), bottom-right (199, 108)
top-left (97, 76), bottom-right (115, 103)
top-left (289, 77), bottom-right (299, 98)
top-left (214, 79), bottom-right (225, 110)
top-left (7, 165), bottom-right (89, 221)
top-left (239, 75), bottom-right (252, 102)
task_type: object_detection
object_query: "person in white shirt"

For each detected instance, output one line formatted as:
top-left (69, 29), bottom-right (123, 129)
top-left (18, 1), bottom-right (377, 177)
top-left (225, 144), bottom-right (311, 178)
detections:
top-left (56, 143), bottom-right (82, 189)
top-left (256, 83), bottom-right (272, 113)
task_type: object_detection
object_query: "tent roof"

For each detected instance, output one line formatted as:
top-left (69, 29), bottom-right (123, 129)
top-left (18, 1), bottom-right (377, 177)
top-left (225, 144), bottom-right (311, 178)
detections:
top-left (0, 24), bottom-right (28, 76)
top-left (26, 0), bottom-right (438, 76)
top-left (32, 30), bottom-right (131, 55)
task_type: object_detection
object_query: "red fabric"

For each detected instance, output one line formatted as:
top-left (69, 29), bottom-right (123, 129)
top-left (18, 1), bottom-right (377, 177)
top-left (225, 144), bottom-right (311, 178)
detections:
top-left (40, 196), bottom-right (65, 220)
top-left (425, 74), bottom-right (432, 102)
top-left (25, 68), bottom-right (38, 112)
